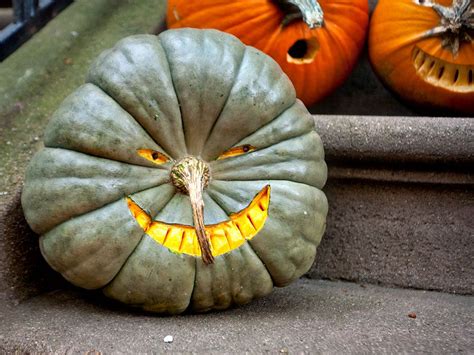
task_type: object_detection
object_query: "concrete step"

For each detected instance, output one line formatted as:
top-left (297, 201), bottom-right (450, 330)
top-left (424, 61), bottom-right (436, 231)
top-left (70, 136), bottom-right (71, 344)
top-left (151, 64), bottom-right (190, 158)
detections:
top-left (1, 279), bottom-right (472, 353)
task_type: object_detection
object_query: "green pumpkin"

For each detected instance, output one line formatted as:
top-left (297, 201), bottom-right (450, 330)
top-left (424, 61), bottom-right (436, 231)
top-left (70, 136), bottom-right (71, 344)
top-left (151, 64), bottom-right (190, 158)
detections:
top-left (21, 28), bottom-right (328, 314)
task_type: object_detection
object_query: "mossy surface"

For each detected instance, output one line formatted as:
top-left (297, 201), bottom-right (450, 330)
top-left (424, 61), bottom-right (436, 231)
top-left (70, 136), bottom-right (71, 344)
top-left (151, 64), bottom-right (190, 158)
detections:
top-left (0, 0), bottom-right (166, 194)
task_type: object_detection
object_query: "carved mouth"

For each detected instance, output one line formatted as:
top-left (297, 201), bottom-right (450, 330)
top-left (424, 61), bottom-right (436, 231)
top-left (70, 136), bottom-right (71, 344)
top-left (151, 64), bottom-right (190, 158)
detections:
top-left (287, 37), bottom-right (319, 64)
top-left (412, 46), bottom-right (474, 93)
top-left (127, 185), bottom-right (270, 257)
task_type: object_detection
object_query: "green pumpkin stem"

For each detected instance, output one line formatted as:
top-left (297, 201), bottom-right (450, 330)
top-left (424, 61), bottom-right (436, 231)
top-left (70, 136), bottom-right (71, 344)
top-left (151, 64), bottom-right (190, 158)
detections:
top-left (170, 157), bottom-right (214, 265)
top-left (275, 0), bottom-right (324, 28)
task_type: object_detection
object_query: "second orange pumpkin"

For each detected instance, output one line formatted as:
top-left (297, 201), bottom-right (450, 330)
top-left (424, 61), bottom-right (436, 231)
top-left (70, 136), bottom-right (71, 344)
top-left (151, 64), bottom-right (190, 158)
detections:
top-left (167, 0), bottom-right (369, 106)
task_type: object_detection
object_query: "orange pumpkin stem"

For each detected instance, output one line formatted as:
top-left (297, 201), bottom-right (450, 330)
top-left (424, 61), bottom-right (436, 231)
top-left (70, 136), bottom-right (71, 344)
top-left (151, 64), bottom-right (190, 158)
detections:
top-left (275, 0), bottom-right (324, 28)
top-left (170, 157), bottom-right (214, 265)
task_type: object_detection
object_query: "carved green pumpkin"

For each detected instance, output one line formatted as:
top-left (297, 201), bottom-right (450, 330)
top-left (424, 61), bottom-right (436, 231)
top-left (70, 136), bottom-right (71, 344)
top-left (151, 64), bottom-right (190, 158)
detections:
top-left (21, 29), bottom-right (328, 314)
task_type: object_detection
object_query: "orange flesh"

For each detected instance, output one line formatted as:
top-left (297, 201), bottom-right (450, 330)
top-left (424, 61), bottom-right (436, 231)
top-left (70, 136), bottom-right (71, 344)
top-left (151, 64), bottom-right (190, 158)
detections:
top-left (127, 185), bottom-right (270, 257)
top-left (217, 144), bottom-right (256, 160)
top-left (137, 149), bottom-right (170, 164)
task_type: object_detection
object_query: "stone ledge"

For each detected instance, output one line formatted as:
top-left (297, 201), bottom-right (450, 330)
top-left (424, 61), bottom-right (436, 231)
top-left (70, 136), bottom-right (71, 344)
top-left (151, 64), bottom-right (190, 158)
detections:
top-left (1, 279), bottom-right (472, 353)
top-left (309, 115), bottom-right (473, 295)
top-left (314, 115), bottom-right (474, 169)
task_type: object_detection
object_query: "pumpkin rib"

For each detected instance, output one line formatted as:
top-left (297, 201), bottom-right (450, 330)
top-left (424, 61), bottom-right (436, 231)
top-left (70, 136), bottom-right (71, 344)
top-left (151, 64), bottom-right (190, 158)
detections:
top-left (210, 131), bottom-right (326, 189)
top-left (43, 83), bottom-right (171, 169)
top-left (196, 45), bottom-right (248, 157)
top-left (153, 40), bottom-right (188, 158)
top-left (124, 39), bottom-right (188, 159)
top-left (195, 43), bottom-right (247, 158)
top-left (201, 46), bottom-right (296, 160)
top-left (101, 232), bottom-right (147, 292)
top-left (230, 119), bottom-right (314, 153)
top-left (87, 35), bottom-right (188, 159)
top-left (22, 148), bottom-right (171, 235)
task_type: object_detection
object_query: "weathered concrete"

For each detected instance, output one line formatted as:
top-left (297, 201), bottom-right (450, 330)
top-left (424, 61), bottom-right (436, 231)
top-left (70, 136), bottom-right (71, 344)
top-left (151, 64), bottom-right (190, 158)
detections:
top-left (312, 180), bottom-right (473, 294)
top-left (1, 279), bottom-right (472, 353)
top-left (310, 115), bottom-right (473, 294)
top-left (313, 115), bottom-right (474, 167)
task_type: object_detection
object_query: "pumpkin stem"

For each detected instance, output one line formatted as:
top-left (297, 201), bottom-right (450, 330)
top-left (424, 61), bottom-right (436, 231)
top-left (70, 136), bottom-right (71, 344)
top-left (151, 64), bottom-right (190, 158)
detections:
top-left (275, 0), bottom-right (324, 29)
top-left (415, 0), bottom-right (473, 57)
top-left (170, 157), bottom-right (214, 265)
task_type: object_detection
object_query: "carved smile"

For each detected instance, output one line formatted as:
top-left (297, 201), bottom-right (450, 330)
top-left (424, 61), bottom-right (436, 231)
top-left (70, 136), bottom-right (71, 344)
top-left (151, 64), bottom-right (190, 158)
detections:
top-left (412, 46), bottom-right (474, 93)
top-left (127, 185), bottom-right (270, 257)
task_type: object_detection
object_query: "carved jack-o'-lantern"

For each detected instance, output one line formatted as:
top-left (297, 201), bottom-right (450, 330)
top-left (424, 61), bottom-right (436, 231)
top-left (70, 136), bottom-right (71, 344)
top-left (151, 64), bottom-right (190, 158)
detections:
top-left (369, 0), bottom-right (474, 114)
top-left (166, 0), bottom-right (369, 106)
top-left (21, 29), bottom-right (328, 313)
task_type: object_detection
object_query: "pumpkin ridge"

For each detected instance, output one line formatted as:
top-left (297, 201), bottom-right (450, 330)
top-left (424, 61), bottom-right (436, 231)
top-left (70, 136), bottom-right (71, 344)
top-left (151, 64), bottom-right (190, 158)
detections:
top-left (210, 131), bottom-right (326, 189)
top-left (154, 34), bottom-right (194, 158)
top-left (224, 111), bottom-right (315, 154)
top-left (220, 11), bottom-right (276, 37)
top-left (209, 130), bottom-right (320, 165)
top-left (210, 177), bottom-right (322, 195)
top-left (101, 233), bottom-right (147, 292)
top-left (22, 148), bottom-right (171, 234)
top-left (43, 83), bottom-right (170, 169)
top-left (118, 48), bottom-right (185, 159)
top-left (201, 45), bottom-right (296, 160)
top-left (87, 35), bottom-right (187, 159)
top-left (196, 45), bottom-right (248, 157)
top-left (37, 181), bottom-right (174, 237)
top-left (127, 187), bottom-right (177, 222)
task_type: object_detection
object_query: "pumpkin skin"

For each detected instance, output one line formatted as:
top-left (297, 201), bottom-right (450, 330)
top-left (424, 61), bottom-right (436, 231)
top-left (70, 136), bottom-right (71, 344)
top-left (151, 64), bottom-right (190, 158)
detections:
top-left (166, 0), bottom-right (369, 106)
top-left (369, 0), bottom-right (474, 114)
top-left (21, 29), bottom-right (328, 314)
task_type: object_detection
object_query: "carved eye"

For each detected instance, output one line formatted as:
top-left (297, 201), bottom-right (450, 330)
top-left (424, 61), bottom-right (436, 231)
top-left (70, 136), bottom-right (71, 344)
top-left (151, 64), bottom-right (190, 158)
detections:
top-left (137, 149), bottom-right (170, 164)
top-left (217, 144), bottom-right (256, 160)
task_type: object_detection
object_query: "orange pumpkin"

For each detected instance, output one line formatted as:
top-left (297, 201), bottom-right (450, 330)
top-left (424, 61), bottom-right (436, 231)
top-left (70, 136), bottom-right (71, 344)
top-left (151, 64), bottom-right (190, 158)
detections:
top-left (167, 0), bottom-right (369, 106)
top-left (369, 0), bottom-right (474, 114)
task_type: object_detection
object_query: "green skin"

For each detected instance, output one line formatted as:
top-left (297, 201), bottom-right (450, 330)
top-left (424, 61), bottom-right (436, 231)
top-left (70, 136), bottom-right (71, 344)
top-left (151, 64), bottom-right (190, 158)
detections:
top-left (21, 29), bottom-right (328, 314)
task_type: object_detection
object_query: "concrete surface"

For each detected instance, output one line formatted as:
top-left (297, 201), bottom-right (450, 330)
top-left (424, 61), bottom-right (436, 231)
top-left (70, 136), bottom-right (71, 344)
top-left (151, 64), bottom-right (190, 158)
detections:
top-left (311, 180), bottom-right (473, 294)
top-left (308, 115), bottom-right (473, 295)
top-left (1, 279), bottom-right (472, 353)
top-left (313, 115), bottom-right (474, 167)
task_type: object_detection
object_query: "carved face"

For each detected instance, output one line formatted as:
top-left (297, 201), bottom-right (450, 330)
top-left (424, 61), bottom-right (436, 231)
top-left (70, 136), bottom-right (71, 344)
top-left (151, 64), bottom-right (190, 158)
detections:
top-left (22, 29), bottom-right (328, 314)
top-left (369, 0), bottom-right (474, 114)
top-left (128, 149), bottom-right (271, 259)
top-left (167, 0), bottom-right (369, 106)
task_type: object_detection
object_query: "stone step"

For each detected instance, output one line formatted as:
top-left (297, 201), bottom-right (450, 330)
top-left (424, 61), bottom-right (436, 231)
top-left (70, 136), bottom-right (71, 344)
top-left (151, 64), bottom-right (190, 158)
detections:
top-left (310, 115), bottom-right (473, 295)
top-left (1, 279), bottom-right (472, 353)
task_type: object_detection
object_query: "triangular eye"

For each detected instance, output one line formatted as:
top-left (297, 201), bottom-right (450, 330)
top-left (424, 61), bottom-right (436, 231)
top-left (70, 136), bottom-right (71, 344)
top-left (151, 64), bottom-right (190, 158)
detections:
top-left (137, 149), bottom-right (170, 164)
top-left (217, 144), bottom-right (256, 160)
